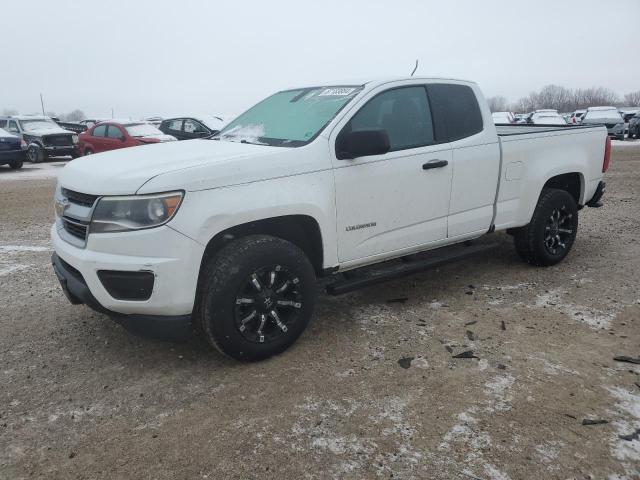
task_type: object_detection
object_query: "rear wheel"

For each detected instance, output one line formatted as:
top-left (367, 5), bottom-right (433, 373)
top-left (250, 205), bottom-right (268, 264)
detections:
top-left (9, 159), bottom-right (23, 169)
top-left (27, 145), bottom-right (45, 163)
top-left (513, 188), bottom-right (578, 266)
top-left (197, 235), bottom-right (317, 361)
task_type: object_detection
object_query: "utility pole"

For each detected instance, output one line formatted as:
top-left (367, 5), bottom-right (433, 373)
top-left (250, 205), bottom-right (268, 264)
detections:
top-left (40, 93), bottom-right (45, 115)
top-left (111, 108), bottom-right (114, 118)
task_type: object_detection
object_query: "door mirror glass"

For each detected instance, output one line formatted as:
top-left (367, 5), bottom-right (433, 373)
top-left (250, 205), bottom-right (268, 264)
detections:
top-left (337, 129), bottom-right (390, 160)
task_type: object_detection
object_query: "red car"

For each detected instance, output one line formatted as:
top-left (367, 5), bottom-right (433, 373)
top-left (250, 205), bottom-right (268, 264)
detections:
top-left (78, 121), bottom-right (177, 155)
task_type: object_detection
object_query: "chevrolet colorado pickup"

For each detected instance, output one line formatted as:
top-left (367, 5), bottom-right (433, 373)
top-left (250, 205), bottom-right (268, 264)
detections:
top-left (51, 78), bottom-right (609, 360)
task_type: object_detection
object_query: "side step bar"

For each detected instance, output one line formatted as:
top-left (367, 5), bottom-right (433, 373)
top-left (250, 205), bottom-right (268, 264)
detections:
top-left (326, 243), bottom-right (499, 296)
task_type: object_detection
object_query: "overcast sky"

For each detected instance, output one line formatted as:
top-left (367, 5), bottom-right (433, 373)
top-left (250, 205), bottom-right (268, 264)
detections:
top-left (1, 0), bottom-right (638, 118)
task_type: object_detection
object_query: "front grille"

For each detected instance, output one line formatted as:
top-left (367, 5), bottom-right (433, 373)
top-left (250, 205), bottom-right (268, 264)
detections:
top-left (605, 123), bottom-right (617, 129)
top-left (62, 217), bottom-right (89, 241)
top-left (0, 140), bottom-right (19, 151)
top-left (62, 188), bottom-right (98, 207)
top-left (45, 134), bottom-right (73, 146)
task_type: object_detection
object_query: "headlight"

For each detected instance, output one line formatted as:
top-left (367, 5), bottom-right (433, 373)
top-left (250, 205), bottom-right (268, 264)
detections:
top-left (72, 134), bottom-right (79, 144)
top-left (90, 191), bottom-right (184, 233)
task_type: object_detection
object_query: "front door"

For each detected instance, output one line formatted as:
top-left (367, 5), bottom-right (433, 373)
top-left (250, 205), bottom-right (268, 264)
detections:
top-left (331, 85), bottom-right (453, 264)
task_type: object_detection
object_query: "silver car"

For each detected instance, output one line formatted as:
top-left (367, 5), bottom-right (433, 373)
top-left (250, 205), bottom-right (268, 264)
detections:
top-left (580, 107), bottom-right (625, 140)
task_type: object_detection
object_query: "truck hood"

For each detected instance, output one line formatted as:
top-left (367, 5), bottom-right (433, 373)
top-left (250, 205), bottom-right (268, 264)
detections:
top-left (24, 125), bottom-right (74, 136)
top-left (58, 139), bottom-right (307, 195)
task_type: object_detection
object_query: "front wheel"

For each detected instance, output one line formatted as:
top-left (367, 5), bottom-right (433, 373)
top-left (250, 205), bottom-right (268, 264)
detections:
top-left (27, 145), bottom-right (45, 163)
top-left (196, 235), bottom-right (317, 361)
top-left (513, 188), bottom-right (578, 266)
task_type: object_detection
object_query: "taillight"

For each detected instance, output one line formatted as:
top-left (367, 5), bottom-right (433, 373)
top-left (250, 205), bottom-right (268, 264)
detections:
top-left (602, 136), bottom-right (611, 173)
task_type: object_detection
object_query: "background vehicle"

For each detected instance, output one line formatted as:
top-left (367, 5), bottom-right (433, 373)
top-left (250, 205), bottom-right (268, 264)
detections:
top-left (527, 109), bottom-right (559, 124)
top-left (159, 116), bottom-right (227, 140)
top-left (0, 127), bottom-right (26, 169)
top-left (52, 77), bottom-right (609, 361)
top-left (570, 110), bottom-right (586, 124)
top-left (580, 107), bottom-right (625, 140)
top-left (629, 112), bottom-right (640, 139)
top-left (145, 116), bottom-right (164, 127)
top-left (513, 114), bottom-right (528, 123)
top-left (78, 121), bottom-right (177, 155)
top-left (531, 112), bottom-right (567, 125)
top-left (79, 119), bottom-right (108, 129)
top-left (0, 115), bottom-right (78, 162)
top-left (491, 111), bottom-right (514, 124)
top-left (620, 110), bottom-right (638, 136)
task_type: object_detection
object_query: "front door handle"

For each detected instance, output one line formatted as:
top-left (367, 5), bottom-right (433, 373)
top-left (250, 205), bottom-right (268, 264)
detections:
top-left (422, 159), bottom-right (449, 170)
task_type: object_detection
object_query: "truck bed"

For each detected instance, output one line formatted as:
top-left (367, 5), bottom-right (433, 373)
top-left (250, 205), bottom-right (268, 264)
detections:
top-left (495, 124), bottom-right (600, 136)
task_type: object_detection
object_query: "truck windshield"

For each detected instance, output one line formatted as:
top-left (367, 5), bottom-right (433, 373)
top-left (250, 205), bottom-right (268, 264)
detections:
top-left (215, 86), bottom-right (363, 147)
top-left (583, 110), bottom-right (622, 121)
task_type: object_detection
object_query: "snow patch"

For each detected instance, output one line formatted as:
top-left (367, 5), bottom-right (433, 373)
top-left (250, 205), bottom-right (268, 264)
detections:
top-left (535, 288), bottom-right (615, 329)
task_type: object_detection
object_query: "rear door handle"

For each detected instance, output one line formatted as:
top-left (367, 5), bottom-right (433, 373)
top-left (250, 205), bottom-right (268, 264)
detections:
top-left (422, 159), bottom-right (448, 170)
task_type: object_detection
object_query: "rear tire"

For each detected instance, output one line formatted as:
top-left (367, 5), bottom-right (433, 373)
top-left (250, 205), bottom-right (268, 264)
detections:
top-left (9, 159), bottom-right (23, 169)
top-left (513, 188), bottom-right (578, 266)
top-left (196, 234), bottom-right (317, 361)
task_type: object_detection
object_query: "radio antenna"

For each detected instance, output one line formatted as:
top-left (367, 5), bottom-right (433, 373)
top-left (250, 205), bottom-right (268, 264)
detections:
top-left (410, 59), bottom-right (419, 77)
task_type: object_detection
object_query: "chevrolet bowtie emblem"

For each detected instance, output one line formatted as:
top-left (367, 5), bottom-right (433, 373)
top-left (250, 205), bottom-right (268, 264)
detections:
top-left (54, 197), bottom-right (69, 217)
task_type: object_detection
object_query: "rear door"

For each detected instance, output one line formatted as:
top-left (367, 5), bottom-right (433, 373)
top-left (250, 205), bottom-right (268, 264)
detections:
top-left (161, 119), bottom-right (185, 140)
top-left (330, 84), bottom-right (453, 264)
top-left (426, 83), bottom-right (500, 238)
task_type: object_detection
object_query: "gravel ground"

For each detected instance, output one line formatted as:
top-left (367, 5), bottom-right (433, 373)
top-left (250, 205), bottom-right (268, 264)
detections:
top-left (1, 146), bottom-right (639, 480)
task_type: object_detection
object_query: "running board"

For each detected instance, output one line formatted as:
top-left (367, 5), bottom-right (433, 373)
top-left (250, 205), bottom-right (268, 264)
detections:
top-left (326, 243), bottom-right (499, 296)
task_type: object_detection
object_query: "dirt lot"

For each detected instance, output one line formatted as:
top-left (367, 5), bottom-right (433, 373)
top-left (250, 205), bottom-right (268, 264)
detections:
top-left (1, 146), bottom-right (639, 480)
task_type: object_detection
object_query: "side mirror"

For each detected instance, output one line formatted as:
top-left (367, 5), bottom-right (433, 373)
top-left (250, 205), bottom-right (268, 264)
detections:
top-left (337, 129), bottom-right (391, 160)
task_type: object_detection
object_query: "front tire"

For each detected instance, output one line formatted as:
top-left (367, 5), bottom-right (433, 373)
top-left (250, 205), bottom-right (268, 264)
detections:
top-left (83, 148), bottom-right (93, 156)
top-left (9, 159), bottom-right (23, 169)
top-left (196, 235), bottom-right (317, 361)
top-left (513, 188), bottom-right (578, 266)
top-left (27, 145), bottom-right (45, 163)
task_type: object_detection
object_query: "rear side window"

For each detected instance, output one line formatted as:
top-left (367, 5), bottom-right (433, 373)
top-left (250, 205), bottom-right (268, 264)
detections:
top-left (427, 84), bottom-right (483, 142)
top-left (93, 125), bottom-right (107, 137)
top-left (166, 119), bottom-right (183, 131)
top-left (0, 120), bottom-right (6, 128)
top-left (346, 86), bottom-right (435, 151)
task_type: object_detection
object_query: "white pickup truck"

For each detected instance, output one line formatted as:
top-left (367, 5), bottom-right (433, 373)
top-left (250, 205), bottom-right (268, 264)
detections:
top-left (51, 77), bottom-right (610, 360)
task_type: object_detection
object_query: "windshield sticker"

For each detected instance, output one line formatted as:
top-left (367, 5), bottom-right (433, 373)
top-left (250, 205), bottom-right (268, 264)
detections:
top-left (318, 88), bottom-right (356, 97)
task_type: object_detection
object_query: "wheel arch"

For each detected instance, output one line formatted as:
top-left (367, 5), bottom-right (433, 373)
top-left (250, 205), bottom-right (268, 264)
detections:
top-left (541, 172), bottom-right (584, 206)
top-left (198, 214), bottom-right (325, 278)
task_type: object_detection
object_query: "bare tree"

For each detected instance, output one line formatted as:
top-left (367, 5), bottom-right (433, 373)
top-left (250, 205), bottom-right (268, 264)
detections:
top-left (623, 91), bottom-right (640, 107)
top-left (61, 110), bottom-right (86, 122)
top-left (487, 96), bottom-right (509, 112)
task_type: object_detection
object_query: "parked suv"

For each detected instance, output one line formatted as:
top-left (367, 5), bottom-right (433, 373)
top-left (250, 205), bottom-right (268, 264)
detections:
top-left (580, 107), bottom-right (625, 140)
top-left (629, 112), bottom-right (640, 139)
top-left (159, 116), bottom-right (226, 140)
top-left (78, 121), bottom-right (176, 155)
top-left (0, 116), bottom-right (78, 162)
top-left (0, 128), bottom-right (26, 169)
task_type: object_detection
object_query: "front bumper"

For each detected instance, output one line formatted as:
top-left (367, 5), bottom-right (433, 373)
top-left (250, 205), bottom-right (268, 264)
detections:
top-left (44, 145), bottom-right (77, 156)
top-left (51, 223), bottom-right (206, 340)
top-left (52, 253), bottom-right (192, 341)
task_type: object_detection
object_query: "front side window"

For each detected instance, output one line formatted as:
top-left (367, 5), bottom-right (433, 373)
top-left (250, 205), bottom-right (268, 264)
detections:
top-left (427, 84), bottom-right (483, 141)
top-left (7, 121), bottom-right (20, 133)
top-left (93, 125), bottom-right (107, 137)
top-left (0, 120), bottom-right (7, 128)
top-left (344, 86), bottom-right (435, 151)
top-left (184, 119), bottom-right (206, 134)
top-left (107, 125), bottom-right (124, 139)
top-left (216, 85), bottom-right (362, 147)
